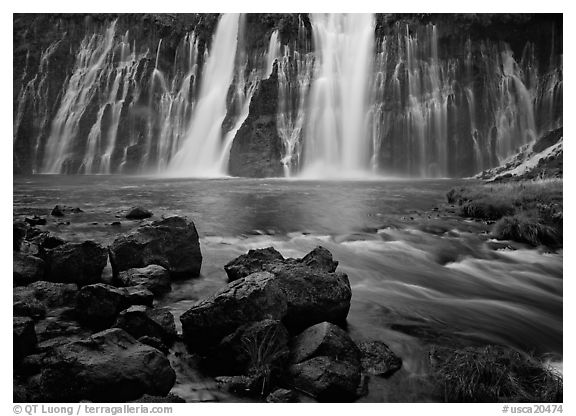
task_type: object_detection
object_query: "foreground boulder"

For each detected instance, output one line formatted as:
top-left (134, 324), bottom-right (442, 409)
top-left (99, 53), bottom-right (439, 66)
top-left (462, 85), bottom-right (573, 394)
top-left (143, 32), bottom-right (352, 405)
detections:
top-left (288, 322), bottom-right (362, 401)
top-left (118, 265), bottom-right (171, 296)
top-left (75, 283), bottom-right (153, 328)
top-left (223, 246), bottom-right (351, 331)
top-left (27, 281), bottom-right (78, 308)
top-left (288, 356), bottom-right (361, 402)
top-left (109, 216), bottom-right (202, 279)
top-left (115, 306), bottom-right (177, 345)
top-left (44, 241), bottom-right (108, 286)
top-left (180, 272), bottom-right (287, 351)
top-left (38, 328), bottom-right (176, 402)
top-left (13, 252), bottom-right (45, 285)
top-left (14, 317), bottom-right (37, 361)
top-left (358, 340), bottom-right (402, 377)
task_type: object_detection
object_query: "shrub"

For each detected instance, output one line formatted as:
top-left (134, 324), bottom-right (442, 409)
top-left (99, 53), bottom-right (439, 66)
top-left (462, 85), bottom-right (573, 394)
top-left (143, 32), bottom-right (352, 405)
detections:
top-left (493, 215), bottom-right (562, 247)
top-left (431, 345), bottom-right (562, 403)
top-left (460, 200), bottom-right (515, 220)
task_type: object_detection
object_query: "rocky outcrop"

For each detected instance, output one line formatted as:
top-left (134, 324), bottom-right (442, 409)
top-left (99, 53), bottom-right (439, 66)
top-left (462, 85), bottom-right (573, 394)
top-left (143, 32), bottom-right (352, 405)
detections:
top-left (75, 283), bottom-right (153, 328)
top-left (14, 317), bottom-right (37, 361)
top-left (224, 247), bottom-right (284, 281)
top-left (38, 328), bottom-right (176, 402)
top-left (228, 64), bottom-right (284, 178)
top-left (180, 272), bottom-right (287, 351)
top-left (13, 252), bottom-right (45, 285)
top-left (44, 241), bottom-right (108, 286)
top-left (109, 216), bottom-right (202, 279)
top-left (358, 340), bottom-right (402, 377)
top-left (118, 265), bottom-right (171, 296)
top-left (114, 306), bottom-right (177, 345)
top-left (266, 388), bottom-right (298, 403)
top-left (125, 207), bottom-right (153, 220)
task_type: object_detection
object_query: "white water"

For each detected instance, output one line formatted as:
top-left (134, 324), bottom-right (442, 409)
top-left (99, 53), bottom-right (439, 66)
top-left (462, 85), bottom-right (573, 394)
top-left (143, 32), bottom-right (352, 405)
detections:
top-left (167, 14), bottom-right (241, 177)
top-left (300, 13), bottom-right (375, 178)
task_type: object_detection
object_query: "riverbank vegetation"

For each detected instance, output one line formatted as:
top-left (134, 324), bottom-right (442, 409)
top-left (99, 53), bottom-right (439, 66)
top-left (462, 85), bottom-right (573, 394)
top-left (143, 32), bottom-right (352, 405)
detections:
top-left (447, 179), bottom-right (563, 247)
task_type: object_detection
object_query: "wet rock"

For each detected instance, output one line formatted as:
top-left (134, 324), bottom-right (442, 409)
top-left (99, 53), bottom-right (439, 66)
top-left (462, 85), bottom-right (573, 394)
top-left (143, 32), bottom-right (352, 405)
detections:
top-left (224, 247), bottom-right (285, 282)
top-left (215, 375), bottom-right (258, 396)
top-left (14, 317), bottom-right (37, 361)
top-left (138, 336), bottom-right (169, 355)
top-left (14, 221), bottom-right (30, 251)
top-left (266, 388), bottom-right (298, 403)
top-left (123, 285), bottom-right (154, 307)
top-left (115, 306), bottom-right (177, 345)
top-left (25, 216), bottom-right (46, 226)
top-left (180, 272), bottom-right (288, 351)
top-left (224, 246), bottom-right (352, 331)
top-left (13, 287), bottom-right (47, 320)
top-left (358, 340), bottom-right (402, 377)
top-left (109, 216), bottom-right (202, 279)
top-left (130, 393), bottom-right (185, 403)
top-left (75, 284), bottom-right (129, 328)
top-left (213, 319), bottom-right (289, 374)
top-left (38, 328), bottom-right (176, 402)
top-left (111, 221), bottom-right (122, 227)
top-left (13, 252), bottom-right (45, 285)
top-left (118, 265), bottom-right (171, 296)
top-left (27, 281), bottom-right (78, 308)
top-left (125, 207), bottom-right (153, 220)
top-left (50, 205), bottom-right (65, 217)
top-left (290, 322), bottom-right (361, 365)
top-left (288, 356), bottom-right (361, 402)
top-left (44, 241), bottom-right (108, 286)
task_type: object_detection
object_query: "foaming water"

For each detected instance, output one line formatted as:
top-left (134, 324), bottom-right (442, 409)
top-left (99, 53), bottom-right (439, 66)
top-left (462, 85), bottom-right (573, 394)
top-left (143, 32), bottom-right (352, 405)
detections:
top-left (13, 175), bottom-right (562, 401)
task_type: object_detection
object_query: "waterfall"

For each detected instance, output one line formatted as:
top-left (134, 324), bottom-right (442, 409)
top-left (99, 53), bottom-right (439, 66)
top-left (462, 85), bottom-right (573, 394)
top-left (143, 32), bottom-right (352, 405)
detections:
top-left (264, 30), bottom-right (281, 78)
top-left (300, 13), bottom-right (375, 178)
top-left (167, 14), bottom-right (241, 177)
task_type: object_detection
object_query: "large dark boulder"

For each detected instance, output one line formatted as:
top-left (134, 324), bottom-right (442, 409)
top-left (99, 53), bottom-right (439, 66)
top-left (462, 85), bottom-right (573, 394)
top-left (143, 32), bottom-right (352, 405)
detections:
top-left (109, 216), bottom-right (202, 279)
top-left (118, 265), bottom-right (171, 296)
top-left (288, 356), bottom-right (361, 402)
top-left (224, 246), bottom-right (352, 331)
top-left (38, 328), bottom-right (176, 402)
top-left (44, 241), bottom-right (108, 286)
top-left (180, 272), bottom-right (287, 351)
top-left (14, 252), bottom-right (45, 285)
top-left (75, 283), bottom-right (152, 328)
top-left (213, 319), bottom-right (289, 374)
top-left (27, 281), bottom-right (78, 308)
top-left (224, 247), bottom-right (285, 282)
top-left (14, 317), bottom-right (37, 361)
top-left (290, 322), bottom-right (361, 366)
top-left (115, 306), bottom-right (177, 345)
top-left (358, 340), bottom-right (402, 377)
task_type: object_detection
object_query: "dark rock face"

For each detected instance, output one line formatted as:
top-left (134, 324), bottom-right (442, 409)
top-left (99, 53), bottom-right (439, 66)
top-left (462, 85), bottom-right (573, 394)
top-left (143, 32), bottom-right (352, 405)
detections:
top-left (38, 328), bottom-right (176, 402)
top-left (288, 356), bottom-right (361, 402)
top-left (118, 265), bottom-right (171, 296)
top-left (228, 64), bottom-right (284, 178)
top-left (125, 207), bottom-right (153, 220)
top-left (180, 272), bottom-right (288, 351)
top-left (213, 319), bottom-right (289, 374)
top-left (13, 287), bottom-right (47, 320)
top-left (358, 340), bottom-right (402, 377)
top-left (14, 317), bottom-right (37, 361)
top-left (266, 388), bottom-right (299, 403)
top-left (14, 252), bottom-right (45, 286)
top-left (300, 246), bottom-right (338, 273)
top-left (44, 241), bottom-right (108, 286)
top-left (123, 286), bottom-right (154, 307)
top-left (75, 283), bottom-right (152, 328)
top-left (224, 247), bottom-right (285, 282)
top-left (50, 205), bottom-right (65, 217)
top-left (115, 306), bottom-right (177, 345)
top-left (109, 216), bottom-right (202, 279)
top-left (27, 281), bottom-right (79, 308)
top-left (290, 322), bottom-right (361, 365)
top-left (25, 216), bottom-right (46, 226)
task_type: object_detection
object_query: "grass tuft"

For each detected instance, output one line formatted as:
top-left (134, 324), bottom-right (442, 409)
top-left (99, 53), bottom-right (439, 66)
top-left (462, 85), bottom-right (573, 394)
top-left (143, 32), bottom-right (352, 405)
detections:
top-left (431, 345), bottom-right (562, 403)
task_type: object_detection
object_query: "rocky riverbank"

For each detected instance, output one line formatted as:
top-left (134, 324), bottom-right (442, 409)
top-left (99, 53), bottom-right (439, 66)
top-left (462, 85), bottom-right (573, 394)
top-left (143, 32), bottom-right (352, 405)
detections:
top-left (13, 203), bottom-right (562, 403)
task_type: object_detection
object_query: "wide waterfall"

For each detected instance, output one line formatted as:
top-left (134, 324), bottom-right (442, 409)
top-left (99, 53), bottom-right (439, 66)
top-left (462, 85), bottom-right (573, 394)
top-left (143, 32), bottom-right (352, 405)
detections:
top-left (166, 14), bottom-right (241, 177)
top-left (14, 14), bottom-right (562, 178)
top-left (300, 14), bottom-right (375, 178)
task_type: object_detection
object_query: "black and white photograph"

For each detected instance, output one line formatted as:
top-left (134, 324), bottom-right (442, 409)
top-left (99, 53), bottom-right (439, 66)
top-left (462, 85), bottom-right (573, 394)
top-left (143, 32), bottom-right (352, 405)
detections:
top-left (11, 6), bottom-right (564, 408)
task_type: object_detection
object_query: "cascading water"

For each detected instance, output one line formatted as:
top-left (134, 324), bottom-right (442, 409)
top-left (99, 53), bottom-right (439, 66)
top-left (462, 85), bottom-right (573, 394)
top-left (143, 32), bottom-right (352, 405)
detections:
top-left (300, 13), bottom-right (375, 178)
top-left (166, 13), bottom-right (241, 177)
